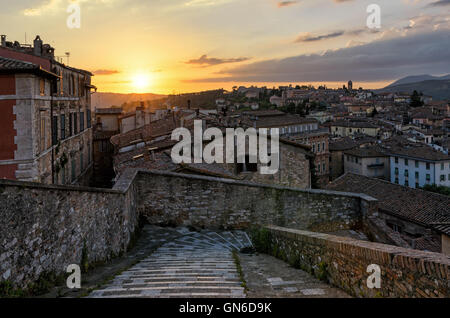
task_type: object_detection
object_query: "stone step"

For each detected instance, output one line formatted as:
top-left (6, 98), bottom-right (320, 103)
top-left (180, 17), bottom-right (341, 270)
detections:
top-left (219, 231), bottom-right (243, 250)
top-left (106, 281), bottom-right (242, 288)
top-left (232, 231), bottom-right (254, 249)
top-left (89, 227), bottom-right (251, 298)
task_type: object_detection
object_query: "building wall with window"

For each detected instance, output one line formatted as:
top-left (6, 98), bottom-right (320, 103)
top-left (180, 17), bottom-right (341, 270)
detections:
top-left (344, 153), bottom-right (390, 179)
top-left (390, 155), bottom-right (450, 189)
top-left (0, 58), bottom-right (94, 185)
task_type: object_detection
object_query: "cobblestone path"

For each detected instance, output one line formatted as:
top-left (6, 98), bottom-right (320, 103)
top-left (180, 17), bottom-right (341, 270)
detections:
top-left (89, 228), bottom-right (252, 298)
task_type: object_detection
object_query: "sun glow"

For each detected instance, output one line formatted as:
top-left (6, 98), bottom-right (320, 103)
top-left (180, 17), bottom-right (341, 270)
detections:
top-left (131, 73), bottom-right (153, 92)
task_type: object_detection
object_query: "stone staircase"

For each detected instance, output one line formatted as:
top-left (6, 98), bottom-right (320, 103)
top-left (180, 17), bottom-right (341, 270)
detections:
top-left (89, 228), bottom-right (253, 298)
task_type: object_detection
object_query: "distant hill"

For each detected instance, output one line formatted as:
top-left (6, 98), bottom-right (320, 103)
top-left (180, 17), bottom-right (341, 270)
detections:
top-left (386, 74), bottom-right (450, 88)
top-left (92, 92), bottom-right (167, 109)
top-left (378, 79), bottom-right (450, 100)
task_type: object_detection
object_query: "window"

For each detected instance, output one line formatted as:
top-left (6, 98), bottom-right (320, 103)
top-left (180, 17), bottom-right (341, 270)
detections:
top-left (395, 157), bottom-right (398, 164)
top-left (440, 175), bottom-right (446, 182)
top-left (60, 114), bottom-right (65, 140)
top-left (426, 163), bottom-right (430, 170)
top-left (415, 182), bottom-right (419, 188)
top-left (237, 155), bottom-right (258, 173)
top-left (86, 110), bottom-right (90, 128)
top-left (355, 157), bottom-right (359, 164)
top-left (405, 159), bottom-right (409, 166)
top-left (395, 167), bottom-right (399, 175)
top-left (52, 116), bottom-right (58, 145)
top-left (69, 113), bottom-right (73, 137)
top-left (74, 113), bottom-right (78, 135)
top-left (404, 170), bottom-right (409, 177)
top-left (318, 164), bottom-right (321, 173)
top-left (395, 177), bottom-right (399, 184)
top-left (441, 163), bottom-right (445, 170)
top-left (317, 143), bottom-right (321, 153)
top-left (40, 114), bottom-right (46, 151)
top-left (39, 79), bottom-right (45, 96)
top-left (415, 161), bottom-right (419, 168)
top-left (322, 142), bottom-right (325, 152)
top-left (426, 174), bottom-right (431, 182)
top-left (415, 171), bottom-right (419, 179)
top-left (323, 163), bottom-right (326, 173)
top-left (80, 112), bottom-right (84, 131)
top-left (312, 144), bottom-right (315, 153)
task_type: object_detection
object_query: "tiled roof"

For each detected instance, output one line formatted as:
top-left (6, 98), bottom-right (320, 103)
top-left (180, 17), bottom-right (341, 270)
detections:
top-left (243, 114), bottom-right (318, 129)
top-left (0, 56), bottom-right (38, 70)
top-left (387, 145), bottom-right (449, 161)
top-left (344, 146), bottom-right (387, 158)
top-left (331, 120), bottom-right (379, 129)
top-left (95, 108), bottom-right (123, 115)
top-left (326, 173), bottom-right (450, 236)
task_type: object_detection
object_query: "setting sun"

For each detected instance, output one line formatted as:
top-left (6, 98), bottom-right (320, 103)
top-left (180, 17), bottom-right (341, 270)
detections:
top-left (131, 73), bottom-right (152, 92)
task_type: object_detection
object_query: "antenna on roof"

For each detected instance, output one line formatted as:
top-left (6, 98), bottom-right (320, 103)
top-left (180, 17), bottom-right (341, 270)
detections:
top-left (65, 52), bottom-right (70, 65)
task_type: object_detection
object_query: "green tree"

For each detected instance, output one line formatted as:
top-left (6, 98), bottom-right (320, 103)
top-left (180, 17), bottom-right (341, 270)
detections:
top-left (410, 90), bottom-right (424, 108)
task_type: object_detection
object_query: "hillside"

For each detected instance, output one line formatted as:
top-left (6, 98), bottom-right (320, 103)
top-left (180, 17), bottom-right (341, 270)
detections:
top-left (386, 74), bottom-right (450, 88)
top-left (378, 79), bottom-right (450, 100)
top-left (92, 92), bottom-right (167, 109)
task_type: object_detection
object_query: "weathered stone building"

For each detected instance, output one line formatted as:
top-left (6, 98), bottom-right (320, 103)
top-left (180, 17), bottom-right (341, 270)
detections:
top-left (0, 36), bottom-right (95, 185)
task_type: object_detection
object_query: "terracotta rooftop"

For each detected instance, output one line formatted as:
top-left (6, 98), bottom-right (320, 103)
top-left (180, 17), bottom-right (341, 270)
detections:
top-left (0, 56), bottom-right (58, 78)
top-left (344, 146), bottom-right (387, 158)
top-left (95, 108), bottom-right (123, 115)
top-left (387, 145), bottom-right (450, 162)
top-left (326, 173), bottom-right (450, 236)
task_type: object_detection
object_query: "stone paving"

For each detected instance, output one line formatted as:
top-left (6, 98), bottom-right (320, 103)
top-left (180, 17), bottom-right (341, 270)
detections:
top-left (239, 253), bottom-right (350, 298)
top-left (89, 228), bottom-right (252, 298)
top-left (88, 226), bottom-right (350, 298)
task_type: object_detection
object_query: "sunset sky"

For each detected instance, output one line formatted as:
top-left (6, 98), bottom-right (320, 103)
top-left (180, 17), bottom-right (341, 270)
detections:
top-left (1, 0), bottom-right (449, 94)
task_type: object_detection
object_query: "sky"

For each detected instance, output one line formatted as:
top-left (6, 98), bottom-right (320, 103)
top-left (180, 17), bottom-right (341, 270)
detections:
top-left (1, 0), bottom-right (449, 94)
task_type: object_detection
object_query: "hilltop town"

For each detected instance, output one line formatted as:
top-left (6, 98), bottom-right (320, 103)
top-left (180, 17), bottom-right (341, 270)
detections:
top-left (0, 35), bottom-right (449, 299)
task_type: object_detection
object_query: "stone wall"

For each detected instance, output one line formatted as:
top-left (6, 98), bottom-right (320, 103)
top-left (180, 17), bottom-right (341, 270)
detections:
top-left (263, 226), bottom-right (450, 298)
top-left (135, 169), bottom-right (377, 231)
top-left (0, 176), bottom-right (138, 290)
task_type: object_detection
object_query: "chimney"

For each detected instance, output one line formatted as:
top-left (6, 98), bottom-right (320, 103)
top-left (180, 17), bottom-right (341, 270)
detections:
top-left (33, 35), bottom-right (43, 56)
top-left (1, 35), bottom-right (6, 47)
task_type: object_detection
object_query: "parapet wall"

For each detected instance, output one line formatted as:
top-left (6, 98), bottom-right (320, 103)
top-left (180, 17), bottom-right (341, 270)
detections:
top-left (0, 168), bottom-right (376, 291)
top-left (135, 169), bottom-right (377, 231)
top-left (0, 175), bottom-right (139, 290)
top-left (264, 226), bottom-right (450, 298)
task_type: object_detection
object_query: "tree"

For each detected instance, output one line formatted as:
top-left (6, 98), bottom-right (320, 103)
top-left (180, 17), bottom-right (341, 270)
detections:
top-left (410, 90), bottom-right (424, 108)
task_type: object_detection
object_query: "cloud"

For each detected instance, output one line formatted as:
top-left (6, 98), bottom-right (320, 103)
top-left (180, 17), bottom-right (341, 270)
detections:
top-left (184, 0), bottom-right (234, 6)
top-left (294, 31), bottom-right (344, 42)
top-left (294, 28), bottom-right (379, 43)
top-left (277, 1), bottom-right (298, 8)
top-left (427, 0), bottom-right (450, 7)
top-left (23, 0), bottom-right (62, 16)
top-left (93, 69), bottom-right (120, 75)
top-left (184, 29), bottom-right (450, 83)
top-left (185, 54), bottom-right (250, 66)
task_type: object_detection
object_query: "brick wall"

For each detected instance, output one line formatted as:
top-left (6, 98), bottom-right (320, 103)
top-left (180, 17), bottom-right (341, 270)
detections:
top-left (263, 226), bottom-right (449, 298)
